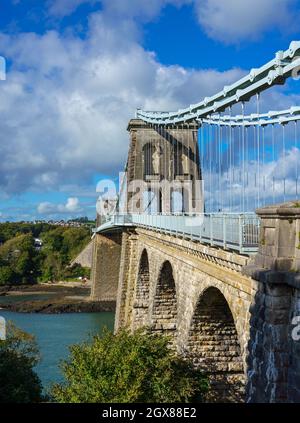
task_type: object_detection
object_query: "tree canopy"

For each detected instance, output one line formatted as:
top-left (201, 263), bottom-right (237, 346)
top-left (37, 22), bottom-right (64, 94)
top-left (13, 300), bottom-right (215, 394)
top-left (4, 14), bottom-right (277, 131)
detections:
top-left (0, 321), bottom-right (43, 403)
top-left (0, 222), bottom-right (92, 285)
top-left (51, 329), bottom-right (208, 403)
top-left (0, 233), bottom-right (39, 284)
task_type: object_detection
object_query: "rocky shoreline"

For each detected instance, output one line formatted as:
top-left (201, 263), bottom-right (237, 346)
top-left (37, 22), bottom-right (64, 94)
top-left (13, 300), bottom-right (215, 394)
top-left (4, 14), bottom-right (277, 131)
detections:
top-left (0, 283), bottom-right (116, 314)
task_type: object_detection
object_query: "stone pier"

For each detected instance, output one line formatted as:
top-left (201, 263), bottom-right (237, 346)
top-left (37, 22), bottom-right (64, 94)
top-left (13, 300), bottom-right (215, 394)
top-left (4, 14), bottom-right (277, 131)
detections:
top-left (244, 202), bottom-right (300, 402)
top-left (90, 232), bottom-right (122, 301)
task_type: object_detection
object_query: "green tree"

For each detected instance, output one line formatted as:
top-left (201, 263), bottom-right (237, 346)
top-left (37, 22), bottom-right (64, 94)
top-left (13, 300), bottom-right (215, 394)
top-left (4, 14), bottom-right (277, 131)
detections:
top-left (40, 251), bottom-right (64, 282)
top-left (42, 227), bottom-right (65, 254)
top-left (51, 329), bottom-right (208, 403)
top-left (0, 322), bottom-right (43, 403)
top-left (0, 233), bottom-right (39, 284)
top-left (0, 264), bottom-right (16, 285)
top-left (62, 227), bottom-right (91, 261)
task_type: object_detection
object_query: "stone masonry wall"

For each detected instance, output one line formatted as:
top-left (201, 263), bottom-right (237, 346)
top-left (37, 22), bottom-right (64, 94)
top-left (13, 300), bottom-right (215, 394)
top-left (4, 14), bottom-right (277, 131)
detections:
top-left (151, 261), bottom-right (177, 336)
top-left (125, 119), bottom-right (202, 214)
top-left (132, 250), bottom-right (150, 330)
top-left (244, 202), bottom-right (300, 403)
top-left (246, 280), bottom-right (292, 402)
top-left (289, 287), bottom-right (300, 401)
top-left (114, 230), bottom-right (139, 332)
top-left (90, 232), bottom-right (122, 301)
top-left (187, 287), bottom-right (245, 402)
top-left (115, 227), bottom-right (257, 401)
top-left (71, 240), bottom-right (93, 268)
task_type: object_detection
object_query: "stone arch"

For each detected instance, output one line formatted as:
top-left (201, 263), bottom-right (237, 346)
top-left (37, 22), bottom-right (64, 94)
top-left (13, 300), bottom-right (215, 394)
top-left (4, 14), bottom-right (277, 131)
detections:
top-left (171, 188), bottom-right (184, 213)
top-left (132, 249), bottom-right (150, 329)
top-left (174, 142), bottom-right (184, 176)
top-left (142, 188), bottom-right (162, 214)
top-left (187, 287), bottom-right (245, 403)
top-left (143, 142), bottom-right (155, 177)
top-left (151, 260), bottom-right (177, 336)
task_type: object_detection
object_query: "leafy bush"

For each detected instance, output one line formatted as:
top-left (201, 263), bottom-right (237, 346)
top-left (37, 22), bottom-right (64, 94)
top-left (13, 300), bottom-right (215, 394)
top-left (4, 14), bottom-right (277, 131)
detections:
top-left (64, 263), bottom-right (90, 280)
top-left (51, 329), bottom-right (208, 403)
top-left (0, 322), bottom-right (43, 403)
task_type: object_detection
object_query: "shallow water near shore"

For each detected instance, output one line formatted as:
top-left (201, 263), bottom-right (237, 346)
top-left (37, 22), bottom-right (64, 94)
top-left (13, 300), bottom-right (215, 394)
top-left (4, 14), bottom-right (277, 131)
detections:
top-left (0, 310), bottom-right (115, 390)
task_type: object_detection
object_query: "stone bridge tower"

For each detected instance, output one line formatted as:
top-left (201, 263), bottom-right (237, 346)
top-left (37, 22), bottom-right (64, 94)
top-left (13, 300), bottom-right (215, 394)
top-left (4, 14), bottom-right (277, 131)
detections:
top-left (124, 119), bottom-right (202, 214)
top-left (91, 119), bottom-right (203, 302)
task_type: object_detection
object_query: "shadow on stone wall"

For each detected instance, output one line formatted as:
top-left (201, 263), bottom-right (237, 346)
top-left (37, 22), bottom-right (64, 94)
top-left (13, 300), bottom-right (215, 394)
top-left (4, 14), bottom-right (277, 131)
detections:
top-left (184, 287), bottom-right (245, 403)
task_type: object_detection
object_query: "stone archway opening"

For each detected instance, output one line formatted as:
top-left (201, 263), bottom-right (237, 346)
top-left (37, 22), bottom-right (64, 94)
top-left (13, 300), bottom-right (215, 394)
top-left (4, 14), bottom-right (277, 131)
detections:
top-left (132, 250), bottom-right (150, 329)
top-left (152, 261), bottom-right (177, 336)
top-left (187, 287), bottom-right (245, 403)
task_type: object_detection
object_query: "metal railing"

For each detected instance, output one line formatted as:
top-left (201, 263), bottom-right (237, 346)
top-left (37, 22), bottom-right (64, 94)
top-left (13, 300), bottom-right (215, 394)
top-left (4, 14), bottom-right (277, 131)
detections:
top-left (94, 213), bottom-right (260, 255)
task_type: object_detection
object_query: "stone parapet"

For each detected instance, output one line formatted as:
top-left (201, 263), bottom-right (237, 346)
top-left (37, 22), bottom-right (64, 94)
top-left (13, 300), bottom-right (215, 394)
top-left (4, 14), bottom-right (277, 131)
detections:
top-left (254, 201), bottom-right (300, 272)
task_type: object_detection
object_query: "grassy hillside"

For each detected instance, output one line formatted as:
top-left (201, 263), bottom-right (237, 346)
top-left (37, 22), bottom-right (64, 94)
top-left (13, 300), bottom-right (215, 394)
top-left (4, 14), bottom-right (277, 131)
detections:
top-left (0, 222), bottom-right (93, 285)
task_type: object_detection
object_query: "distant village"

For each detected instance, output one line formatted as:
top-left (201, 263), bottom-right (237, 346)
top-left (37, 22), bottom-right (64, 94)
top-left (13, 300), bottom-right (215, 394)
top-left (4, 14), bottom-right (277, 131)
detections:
top-left (21, 217), bottom-right (95, 228)
top-left (31, 220), bottom-right (92, 228)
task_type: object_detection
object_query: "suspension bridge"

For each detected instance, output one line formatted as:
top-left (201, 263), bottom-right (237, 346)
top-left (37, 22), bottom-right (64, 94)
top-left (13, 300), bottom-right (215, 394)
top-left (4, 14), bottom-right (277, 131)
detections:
top-left (95, 41), bottom-right (300, 256)
top-left (91, 41), bottom-right (300, 403)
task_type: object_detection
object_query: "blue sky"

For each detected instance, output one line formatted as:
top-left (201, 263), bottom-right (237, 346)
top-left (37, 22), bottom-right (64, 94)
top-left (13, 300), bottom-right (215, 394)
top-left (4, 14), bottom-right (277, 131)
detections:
top-left (0, 0), bottom-right (300, 221)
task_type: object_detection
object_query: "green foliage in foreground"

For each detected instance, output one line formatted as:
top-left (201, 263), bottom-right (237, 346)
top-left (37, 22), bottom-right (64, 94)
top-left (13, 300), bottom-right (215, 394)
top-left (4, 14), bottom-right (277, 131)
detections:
top-left (0, 322), bottom-right (43, 403)
top-left (51, 329), bottom-right (208, 403)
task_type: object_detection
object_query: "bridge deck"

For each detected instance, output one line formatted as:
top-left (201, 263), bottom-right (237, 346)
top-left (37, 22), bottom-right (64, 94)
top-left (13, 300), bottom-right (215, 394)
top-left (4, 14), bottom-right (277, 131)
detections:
top-left (95, 213), bottom-right (260, 255)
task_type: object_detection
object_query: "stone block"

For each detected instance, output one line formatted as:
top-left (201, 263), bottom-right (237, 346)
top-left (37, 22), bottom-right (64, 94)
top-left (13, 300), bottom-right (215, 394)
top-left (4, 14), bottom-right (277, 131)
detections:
top-left (265, 295), bottom-right (291, 310)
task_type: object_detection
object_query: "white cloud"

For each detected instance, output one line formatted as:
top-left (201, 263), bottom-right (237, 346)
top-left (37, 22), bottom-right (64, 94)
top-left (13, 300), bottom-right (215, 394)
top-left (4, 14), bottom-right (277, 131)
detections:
top-left (194, 0), bottom-right (299, 43)
top-left (37, 197), bottom-right (82, 215)
top-left (47, 0), bottom-right (191, 18)
top-left (1, 0), bottom-right (299, 222)
top-left (47, 0), bottom-right (99, 17)
top-left (0, 9), bottom-right (246, 197)
top-left (65, 197), bottom-right (81, 212)
top-left (43, 1), bottom-right (300, 44)
top-left (101, 0), bottom-right (191, 21)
